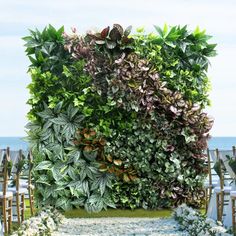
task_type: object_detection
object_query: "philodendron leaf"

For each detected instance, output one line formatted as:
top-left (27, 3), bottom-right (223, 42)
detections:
top-left (37, 109), bottom-right (54, 119)
top-left (82, 180), bottom-right (90, 195)
top-left (51, 166), bottom-right (64, 181)
top-left (51, 115), bottom-right (68, 125)
top-left (67, 165), bottom-right (77, 180)
top-left (36, 175), bottom-right (51, 185)
top-left (34, 161), bottom-right (52, 170)
top-left (67, 104), bottom-right (79, 120)
top-left (68, 149), bottom-right (81, 163)
top-left (71, 198), bottom-right (86, 208)
top-left (83, 150), bottom-right (98, 160)
top-left (54, 101), bottom-right (63, 114)
top-left (42, 186), bottom-right (55, 200)
top-left (94, 172), bottom-right (114, 194)
top-left (55, 197), bottom-right (67, 208)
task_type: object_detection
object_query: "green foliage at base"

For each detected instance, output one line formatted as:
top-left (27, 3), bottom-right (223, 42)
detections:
top-left (63, 208), bottom-right (172, 218)
top-left (24, 24), bottom-right (216, 212)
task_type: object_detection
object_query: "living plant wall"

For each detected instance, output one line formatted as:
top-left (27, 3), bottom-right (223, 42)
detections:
top-left (24, 24), bottom-right (216, 212)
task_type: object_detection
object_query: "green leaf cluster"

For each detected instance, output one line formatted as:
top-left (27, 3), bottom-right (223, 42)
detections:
top-left (133, 24), bottom-right (216, 107)
top-left (24, 24), bottom-right (216, 212)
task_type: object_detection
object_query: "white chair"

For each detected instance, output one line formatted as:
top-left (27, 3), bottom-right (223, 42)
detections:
top-left (204, 148), bottom-right (220, 212)
top-left (230, 191), bottom-right (236, 233)
top-left (18, 150), bottom-right (35, 216)
top-left (214, 149), bottom-right (234, 222)
top-left (207, 148), bottom-right (233, 221)
top-left (219, 148), bottom-right (236, 229)
top-left (0, 147), bottom-right (13, 234)
top-left (8, 149), bottom-right (26, 224)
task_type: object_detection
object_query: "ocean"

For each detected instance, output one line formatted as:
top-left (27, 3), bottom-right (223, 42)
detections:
top-left (0, 136), bottom-right (236, 151)
top-left (207, 137), bottom-right (236, 150)
top-left (0, 137), bottom-right (28, 150)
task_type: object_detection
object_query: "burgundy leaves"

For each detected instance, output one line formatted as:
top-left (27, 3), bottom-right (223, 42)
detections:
top-left (101, 26), bottom-right (110, 39)
top-left (87, 24), bottom-right (133, 50)
top-left (111, 52), bottom-right (213, 140)
top-left (63, 32), bottom-right (91, 60)
top-left (111, 53), bottom-right (161, 112)
top-left (63, 24), bottom-right (213, 151)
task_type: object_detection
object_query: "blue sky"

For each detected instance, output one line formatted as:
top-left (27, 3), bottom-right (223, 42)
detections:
top-left (0, 0), bottom-right (235, 136)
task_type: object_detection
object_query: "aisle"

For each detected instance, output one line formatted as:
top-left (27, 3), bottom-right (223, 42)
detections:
top-left (52, 217), bottom-right (188, 236)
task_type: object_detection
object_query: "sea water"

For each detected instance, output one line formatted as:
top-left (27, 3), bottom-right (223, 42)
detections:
top-left (0, 137), bottom-right (236, 151)
top-left (208, 137), bottom-right (236, 150)
top-left (0, 137), bottom-right (28, 150)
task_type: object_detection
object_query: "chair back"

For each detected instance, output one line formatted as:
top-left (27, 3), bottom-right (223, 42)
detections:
top-left (28, 150), bottom-right (33, 188)
top-left (206, 148), bottom-right (213, 186)
top-left (10, 149), bottom-right (25, 191)
top-left (0, 147), bottom-right (11, 195)
top-left (9, 150), bottom-right (19, 172)
top-left (219, 147), bottom-right (236, 184)
top-left (215, 148), bottom-right (225, 190)
top-left (0, 149), bottom-right (4, 164)
top-left (19, 150), bottom-right (33, 188)
top-left (207, 148), bottom-right (219, 183)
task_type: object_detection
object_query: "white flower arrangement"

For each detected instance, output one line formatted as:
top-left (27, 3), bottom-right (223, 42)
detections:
top-left (173, 204), bottom-right (231, 236)
top-left (12, 206), bottom-right (64, 236)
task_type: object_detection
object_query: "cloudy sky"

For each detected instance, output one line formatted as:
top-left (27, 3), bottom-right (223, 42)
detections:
top-left (0, 0), bottom-right (235, 136)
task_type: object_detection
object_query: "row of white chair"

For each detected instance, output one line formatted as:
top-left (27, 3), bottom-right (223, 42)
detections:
top-left (205, 147), bottom-right (236, 232)
top-left (0, 147), bottom-right (34, 234)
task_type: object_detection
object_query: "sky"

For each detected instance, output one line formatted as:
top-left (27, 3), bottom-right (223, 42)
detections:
top-left (0, 0), bottom-right (235, 137)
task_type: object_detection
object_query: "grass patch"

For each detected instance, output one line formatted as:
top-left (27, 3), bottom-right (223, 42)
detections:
top-left (24, 199), bottom-right (32, 219)
top-left (11, 199), bottom-right (32, 233)
top-left (64, 208), bottom-right (172, 218)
